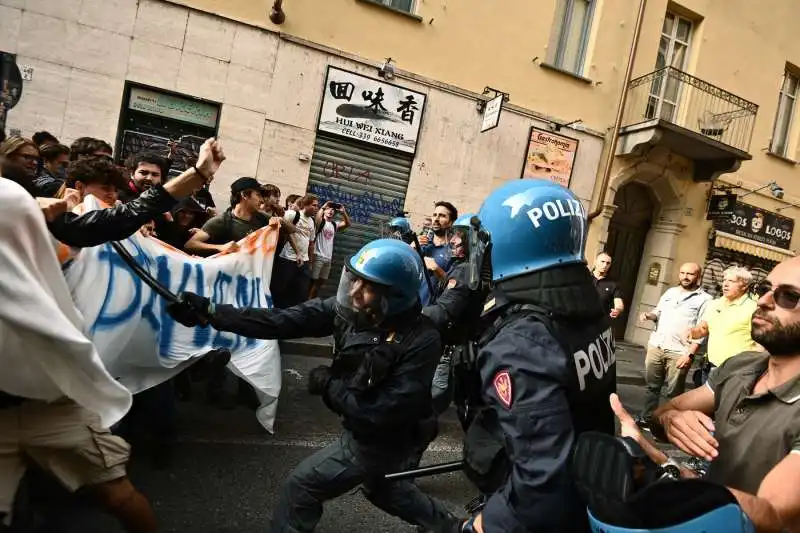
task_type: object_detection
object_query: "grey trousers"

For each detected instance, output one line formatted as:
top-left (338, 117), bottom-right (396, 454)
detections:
top-left (268, 432), bottom-right (456, 533)
top-left (642, 347), bottom-right (689, 418)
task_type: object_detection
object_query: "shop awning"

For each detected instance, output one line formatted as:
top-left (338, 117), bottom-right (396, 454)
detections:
top-left (714, 231), bottom-right (796, 262)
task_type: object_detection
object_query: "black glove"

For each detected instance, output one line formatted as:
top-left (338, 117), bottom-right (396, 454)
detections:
top-left (166, 291), bottom-right (214, 327)
top-left (307, 366), bottom-right (332, 396)
top-left (350, 343), bottom-right (401, 391)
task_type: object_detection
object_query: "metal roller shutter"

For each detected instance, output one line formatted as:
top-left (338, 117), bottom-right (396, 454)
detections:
top-left (306, 133), bottom-right (414, 298)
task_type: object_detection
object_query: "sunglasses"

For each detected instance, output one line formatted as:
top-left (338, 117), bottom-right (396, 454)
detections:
top-left (754, 282), bottom-right (800, 309)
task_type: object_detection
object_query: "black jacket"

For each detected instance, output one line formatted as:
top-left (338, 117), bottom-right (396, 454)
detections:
top-left (47, 185), bottom-right (177, 248)
top-left (210, 297), bottom-right (442, 447)
top-left (466, 263), bottom-right (616, 533)
top-left (422, 261), bottom-right (485, 346)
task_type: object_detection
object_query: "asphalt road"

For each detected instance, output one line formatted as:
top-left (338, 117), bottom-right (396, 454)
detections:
top-left (14, 354), bottom-right (651, 533)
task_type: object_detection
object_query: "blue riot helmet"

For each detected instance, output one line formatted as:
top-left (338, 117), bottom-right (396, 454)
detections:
top-left (387, 216), bottom-right (415, 244)
top-left (477, 178), bottom-right (587, 282)
top-left (336, 238), bottom-right (424, 326)
top-left (451, 213), bottom-right (491, 291)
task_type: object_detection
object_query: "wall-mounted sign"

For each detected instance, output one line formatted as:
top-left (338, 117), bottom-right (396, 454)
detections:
top-left (317, 66), bottom-right (427, 155)
top-left (714, 200), bottom-right (794, 250)
top-left (706, 193), bottom-right (737, 220)
top-left (520, 127), bottom-right (579, 187)
top-left (128, 87), bottom-right (219, 128)
top-left (647, 262), bottom-right (662, 285)
top-left (481, 94), bottom-right (504, 133)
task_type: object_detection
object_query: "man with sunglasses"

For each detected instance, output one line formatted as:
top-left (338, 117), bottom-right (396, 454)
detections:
top-left (616, 256), bottom-right (800, 533)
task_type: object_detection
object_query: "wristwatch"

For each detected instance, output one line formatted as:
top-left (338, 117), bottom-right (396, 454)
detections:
top-left (658, 458), bottom-right (683, 480)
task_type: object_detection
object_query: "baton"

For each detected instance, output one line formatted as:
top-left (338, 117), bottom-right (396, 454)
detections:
top-left (110, 241), bottom-right (179, 304)
top-left (384, 460), bottom-right (465, 481)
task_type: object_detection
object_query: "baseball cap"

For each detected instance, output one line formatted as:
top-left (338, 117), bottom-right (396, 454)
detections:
top-left (230, 177), bottom-right (262, 195)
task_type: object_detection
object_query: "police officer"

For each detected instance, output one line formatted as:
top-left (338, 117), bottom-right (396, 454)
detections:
top-left (422, 214), bottom-right (489, 424)
top-left (458, 179), bottom-right (617, 533)
top-left (166, 238), bottom-right (457, 533)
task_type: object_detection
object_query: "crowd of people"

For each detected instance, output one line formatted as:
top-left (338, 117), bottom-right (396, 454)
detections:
top-left (1, 126), bottom-right (800, 533)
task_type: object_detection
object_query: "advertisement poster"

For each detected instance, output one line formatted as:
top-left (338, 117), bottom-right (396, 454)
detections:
top-left (317, 66), bottom-right (427, 155)
top-left (714, 200), bottom-right (794, 250)
top-left (520, 127), bottom-right (579, 187)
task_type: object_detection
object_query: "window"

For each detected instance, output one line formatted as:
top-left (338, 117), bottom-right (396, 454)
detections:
top-left (378, 0), bottom-right (414, 13)
top-left (646, 12), bottom-right (693, 121)
top-left (770, 71), bottom-right (799, 157)
top-left (548, 0), bottom-right (595, 75)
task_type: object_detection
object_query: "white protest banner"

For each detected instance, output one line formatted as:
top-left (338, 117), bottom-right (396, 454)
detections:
top-left (61, 196), bottom-right (283, 432)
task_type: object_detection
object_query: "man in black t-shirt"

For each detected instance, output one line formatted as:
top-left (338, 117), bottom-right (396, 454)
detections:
top-left (592, 252), bottom-right (624, 319)
top-left (185, 177), bottom-right (270, 256)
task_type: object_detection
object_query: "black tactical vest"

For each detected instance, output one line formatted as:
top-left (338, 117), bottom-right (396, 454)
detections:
top-left (463, 304), bottom-right (617, 493)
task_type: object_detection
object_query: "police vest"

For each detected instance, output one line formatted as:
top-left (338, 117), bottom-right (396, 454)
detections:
top-left (463, 303), bottom-right (617, 493)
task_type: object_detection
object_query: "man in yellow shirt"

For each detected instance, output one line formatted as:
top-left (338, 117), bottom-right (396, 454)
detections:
top-left (687, 266), bottom-right (760, 382)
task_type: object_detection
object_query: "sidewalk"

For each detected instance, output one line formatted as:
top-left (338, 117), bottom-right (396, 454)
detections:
top-left (281, 338), bottom-right (650, 387)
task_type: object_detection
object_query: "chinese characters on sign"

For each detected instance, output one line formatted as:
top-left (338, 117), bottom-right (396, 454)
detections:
top-left (319, 66), bottom-right (427, 154)
top-left (520, 127), bottom-right (579, 187)
top-left (714, 201), bottom-right (794, 250)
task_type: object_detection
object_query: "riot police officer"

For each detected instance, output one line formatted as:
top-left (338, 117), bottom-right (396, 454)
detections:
top-left (421, 214), bottom-right (489, 425)
top-left (458, 179), bottom-right (616, 533)
top-left (166, 239), bottom-right (457, 533)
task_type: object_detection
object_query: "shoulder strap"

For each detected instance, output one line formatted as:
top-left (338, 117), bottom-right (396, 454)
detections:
top-left (222, 209), bottom-right (233, 240)
top-left (293, 210), bottom-right (301, 225)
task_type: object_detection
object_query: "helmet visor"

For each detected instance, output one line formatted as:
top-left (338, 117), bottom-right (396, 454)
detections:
top-left (335, 267), bottom-right (390, 327)
top-left (455, 217), bottom-right (490, 291)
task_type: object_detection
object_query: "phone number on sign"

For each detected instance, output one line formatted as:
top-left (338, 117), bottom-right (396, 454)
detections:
top-left (341, 128), bottom-right (401, 149)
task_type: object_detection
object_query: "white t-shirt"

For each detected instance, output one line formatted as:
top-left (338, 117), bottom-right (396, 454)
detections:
top-left (315, 220), bottom-right (336, 261)
top-left (280, 210), bottom-right (316, 262)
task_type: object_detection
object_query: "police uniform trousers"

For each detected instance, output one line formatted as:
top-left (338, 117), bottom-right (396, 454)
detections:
top-left (269, 431), bottom-right (455, 533)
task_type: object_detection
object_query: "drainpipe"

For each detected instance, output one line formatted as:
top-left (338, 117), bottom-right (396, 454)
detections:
top-left (587, 0), bottom-right (649, 221)
top-left (270, 0), bottom-right (286, 25)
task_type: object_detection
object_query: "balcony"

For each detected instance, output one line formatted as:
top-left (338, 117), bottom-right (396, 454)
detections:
top-left (618, 67), bottom-right (759, 181)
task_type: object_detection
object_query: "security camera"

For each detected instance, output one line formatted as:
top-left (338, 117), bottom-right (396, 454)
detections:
top-left (770, 183), bottom-right (785, 199)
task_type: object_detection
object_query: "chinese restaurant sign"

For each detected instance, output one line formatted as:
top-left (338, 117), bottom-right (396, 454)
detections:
top-left (520, 127), bottom-right (579, 187)
top-left (318, 66), bottom-right (427, 155)
top-left (714, 200), bottom-right (794, 250)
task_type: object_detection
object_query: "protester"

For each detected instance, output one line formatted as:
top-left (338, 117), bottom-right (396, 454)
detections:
top-left (0, 137), bottom-right (226, 532)
top-left (0, 136), bottom-right (39, 180)
top-left (309, 201), bottom-right (350, 299)
top-left (33, 143), bottom-right (71, 197)
top-left (271, 194), bottom-right (319, 308)
top-left (185, 177), bottom-right (270, 257)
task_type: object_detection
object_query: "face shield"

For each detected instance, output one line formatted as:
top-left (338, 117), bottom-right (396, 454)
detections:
top-left (335, 268), bottom-right (391, 328)
top-left (453, 216), bottom-right (491, 291)
top-left (386, 217), bottom-right (415, 245)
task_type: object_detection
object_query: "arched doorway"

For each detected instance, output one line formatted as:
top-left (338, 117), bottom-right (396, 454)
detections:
top-left (606, 182), bottom-right (656, 339)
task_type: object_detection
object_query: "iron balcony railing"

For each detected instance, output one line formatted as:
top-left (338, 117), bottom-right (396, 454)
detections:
top-left (622, 67), bottom-right (759, 154)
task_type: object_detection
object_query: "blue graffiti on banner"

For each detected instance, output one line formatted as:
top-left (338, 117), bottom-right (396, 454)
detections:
top-left (308, 183), bottom-right (403, 224)
top-left (93, 242), bottom-right (270, 358)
